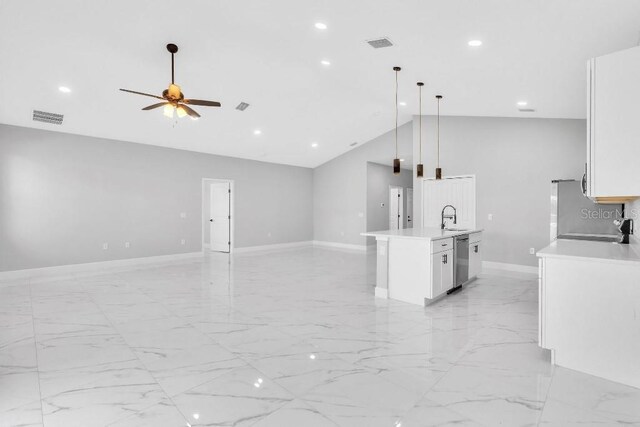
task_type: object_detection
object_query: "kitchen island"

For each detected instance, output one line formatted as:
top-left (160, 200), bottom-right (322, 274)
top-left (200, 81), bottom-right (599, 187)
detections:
top-left (538, 239), bottom-right (640, 389)
top-left (362, 227), bottom-right (483, 306)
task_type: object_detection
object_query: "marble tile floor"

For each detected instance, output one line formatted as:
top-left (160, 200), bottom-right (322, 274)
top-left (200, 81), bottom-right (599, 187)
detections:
top-left (1, 247), bottom-right (639, 427)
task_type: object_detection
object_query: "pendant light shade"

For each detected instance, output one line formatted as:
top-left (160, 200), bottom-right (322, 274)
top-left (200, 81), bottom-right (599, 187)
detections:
top-left (416, 82), bottom-right (424, 178)
top-left (435, 95), bottom-right (443, 180)
top-left (392, 66), bottom-right (401, 175)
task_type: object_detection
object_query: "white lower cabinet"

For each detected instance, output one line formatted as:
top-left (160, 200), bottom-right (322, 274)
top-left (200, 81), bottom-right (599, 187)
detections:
top-left (469, 240), bottom-right (482, 278)
top-left (431, 248), bottom-right (454, 298)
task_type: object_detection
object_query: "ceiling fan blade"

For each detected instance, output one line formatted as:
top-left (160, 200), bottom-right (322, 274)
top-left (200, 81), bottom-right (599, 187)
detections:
top-left (142, 102), bottom-right (170, 110)
top-left (119, 88), bottom-right (165, 100)
top-left (183, 99), bottom-right (221, 107)
top-left (179, 104), bottom-right (201, 118)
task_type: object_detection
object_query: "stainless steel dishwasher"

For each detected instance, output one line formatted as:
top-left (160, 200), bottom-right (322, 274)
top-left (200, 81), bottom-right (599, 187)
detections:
top-left (449, 234), bottom-right (469, 294)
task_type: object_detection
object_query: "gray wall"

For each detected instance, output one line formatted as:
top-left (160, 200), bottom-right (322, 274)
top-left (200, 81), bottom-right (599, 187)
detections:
top-left (0, 124), bottom-right (313, 272)
top-left (412, 116), bottom-right (586, 267)
top-left (313, 122), bottom-right (413, 246)
top-left (366, 162), bottom-right (413, 240)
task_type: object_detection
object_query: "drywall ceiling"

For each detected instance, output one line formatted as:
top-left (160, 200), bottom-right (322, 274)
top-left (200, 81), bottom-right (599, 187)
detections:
top-left (1, 0), bottom-right (639, 168)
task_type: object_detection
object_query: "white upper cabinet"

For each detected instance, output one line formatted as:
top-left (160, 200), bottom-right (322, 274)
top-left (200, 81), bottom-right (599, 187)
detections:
top-left (587, 46), bottom-right (640, 201)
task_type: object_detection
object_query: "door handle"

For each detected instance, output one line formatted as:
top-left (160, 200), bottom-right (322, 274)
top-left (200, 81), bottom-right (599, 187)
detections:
top-left (210, 219), bottom-right (213, 222)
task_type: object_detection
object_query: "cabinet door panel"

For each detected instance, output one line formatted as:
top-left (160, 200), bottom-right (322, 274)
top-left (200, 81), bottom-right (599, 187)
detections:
top-left (431, 252), bottom-right (444, 298)
top-left (441, 249), bottom-right (454, 290)
top-left (592, 46), bottom-right (640, 197)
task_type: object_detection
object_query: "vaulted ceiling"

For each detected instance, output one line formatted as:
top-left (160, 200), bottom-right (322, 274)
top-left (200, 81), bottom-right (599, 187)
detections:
top-left (1, 0), bottom-right (639, 167)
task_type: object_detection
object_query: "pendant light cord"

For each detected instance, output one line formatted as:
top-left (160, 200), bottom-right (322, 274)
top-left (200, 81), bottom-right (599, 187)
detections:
top-left (437, 96), bottom-right (440, 168)
top-left (395, 69), bottom-right (399, 158)
top-left (419, 85), bottom-right (422, 163)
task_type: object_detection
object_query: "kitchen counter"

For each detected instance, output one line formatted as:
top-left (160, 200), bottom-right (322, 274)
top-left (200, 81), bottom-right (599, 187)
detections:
top-left (537, 238), bottom-right (640, 389)
top-left (537, 238), bottom-right (640, 265)
top-left (362, 227), bottom-right (483, 241)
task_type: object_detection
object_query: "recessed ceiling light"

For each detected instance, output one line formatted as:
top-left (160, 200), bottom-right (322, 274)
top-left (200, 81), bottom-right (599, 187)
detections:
top-left (517, 101), bottom-right (528, 106)
top-left (253, 129), bottom-right (262, 135)
top-left (58, 86), bottom-right (71, 93)
top-left (314, 22), bottom-right (327, 30)
top-left (320, 60), bottom-right (331, 66)
top-left (398, 102), bottom-right (407, 106)
top-left (468, 40), bottom-right (483, 47)
top-left (311, 143), bottom-right (319, 148)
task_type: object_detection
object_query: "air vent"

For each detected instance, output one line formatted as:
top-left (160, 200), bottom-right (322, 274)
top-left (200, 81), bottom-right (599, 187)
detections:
top-left (518, 108), bottom-right (536, 113)
top-left (349, 142), bottom-right (358, 147)
top-left (33, 110), bottom-right (63, 125)
top-left (366, 37), bottom-right (394, 49)
top-left (235, 102), bottom-right (250, 111)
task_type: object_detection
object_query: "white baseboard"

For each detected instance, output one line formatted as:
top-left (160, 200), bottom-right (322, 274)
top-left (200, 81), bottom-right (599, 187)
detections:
top-left (0, 252), bottom-right (204, 281)
top-left (312, 240), bottom-right (368, 252)
top-left (234, 241), bottom-right (313, 254)
top-left (482, 261), bottom-right (538, 275)
top-left (375, 287), bottom-right (389, 298)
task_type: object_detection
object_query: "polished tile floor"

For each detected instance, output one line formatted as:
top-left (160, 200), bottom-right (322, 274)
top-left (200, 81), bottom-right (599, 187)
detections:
top-left (1, 247), bottom-right (639, 427)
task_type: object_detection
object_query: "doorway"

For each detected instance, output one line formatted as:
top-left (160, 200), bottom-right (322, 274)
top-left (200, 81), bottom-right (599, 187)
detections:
top-left (202, 179), bottom-right (234, 253)
top-left (389, 186), bottom-right (404, 230)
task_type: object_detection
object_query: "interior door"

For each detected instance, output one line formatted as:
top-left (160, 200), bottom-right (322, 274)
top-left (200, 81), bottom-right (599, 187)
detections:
top-left (210, 182), bottom-right (231, 253)
top-left (406, 188), bottom-right (413, 228)
top-left (389, 187), bottom-right (403, 230)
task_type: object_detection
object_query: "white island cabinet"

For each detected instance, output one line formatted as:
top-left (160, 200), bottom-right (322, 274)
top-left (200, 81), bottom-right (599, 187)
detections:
top-left (363, 228), bottom-right (482, 306)
top-left (537, 240), bottom-right (640, 389)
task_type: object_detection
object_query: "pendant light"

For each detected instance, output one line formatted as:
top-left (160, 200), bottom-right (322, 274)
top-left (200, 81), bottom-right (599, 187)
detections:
top-left (435, 95), bottom-right (443, 180)
top-left (392, 66), bottom-right (401, 175)
top-left (416, 82), bottom-right (424, 178)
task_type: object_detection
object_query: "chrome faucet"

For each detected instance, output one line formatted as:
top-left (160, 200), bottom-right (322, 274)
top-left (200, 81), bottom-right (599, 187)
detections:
top-left (441, 205), bottom-right (457, 229)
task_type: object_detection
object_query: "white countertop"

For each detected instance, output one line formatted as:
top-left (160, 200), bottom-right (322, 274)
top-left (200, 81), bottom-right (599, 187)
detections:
top-left (361, 227), bottom-right (483, 241)
top-left (537, 239), bottom-right (640, 265)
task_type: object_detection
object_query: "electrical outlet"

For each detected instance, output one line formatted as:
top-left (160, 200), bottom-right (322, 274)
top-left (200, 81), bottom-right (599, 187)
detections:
top-left (102, 243), bottom-right (108, 250)
top-left (488, 214), bottom-right (493, 221)
top-left (529, 247), bottom-right (535, 255)
top-left (125, 242), bottom-right (130, 248)
top-left (180, 239), bottom-right (186, 245)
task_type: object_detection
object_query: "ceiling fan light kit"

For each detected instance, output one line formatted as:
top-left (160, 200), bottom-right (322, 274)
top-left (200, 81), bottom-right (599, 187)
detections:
top-left (416, 81), bottom-right (424, 178)
top-left (120, 43), bottom-right (221, 120)
top-left (393, 66), bottom-right (401, 175)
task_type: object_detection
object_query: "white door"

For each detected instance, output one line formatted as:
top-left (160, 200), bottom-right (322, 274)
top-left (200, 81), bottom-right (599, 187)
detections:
top-left (406, 188), bottom-right (414, 228)
top-left (423, 176), bottom-right (476, 229)
top-left (210, 182), bottom-right (231, 253)
top-left (389, 187), bottom-right (403, 230)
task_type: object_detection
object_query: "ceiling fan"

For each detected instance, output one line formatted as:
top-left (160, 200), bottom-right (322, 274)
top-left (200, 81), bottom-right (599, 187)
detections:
top-left (120, 43), bottom-right (221, 120)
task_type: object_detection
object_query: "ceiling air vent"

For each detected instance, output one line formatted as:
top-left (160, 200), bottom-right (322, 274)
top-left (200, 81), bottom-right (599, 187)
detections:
top-left (366, 37), bottom-right (394, 49)
top-left (33, 110), bottom-right (63, 125)
top-left (235, 102), bottom-right (250, 111)
top-left (519, 108), bottom-right (536, 113)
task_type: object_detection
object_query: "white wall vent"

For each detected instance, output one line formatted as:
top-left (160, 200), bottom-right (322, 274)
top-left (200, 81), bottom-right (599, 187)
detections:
top-left (33, 110), bottom-right (64, 125)
top-left (235, 102), bottom-right (250, 111)
top-left (518, 108), bottom-right (536, 113)
top-left (366, 37), bottom-right (394, 49)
